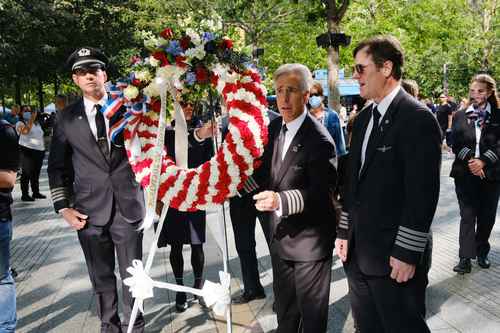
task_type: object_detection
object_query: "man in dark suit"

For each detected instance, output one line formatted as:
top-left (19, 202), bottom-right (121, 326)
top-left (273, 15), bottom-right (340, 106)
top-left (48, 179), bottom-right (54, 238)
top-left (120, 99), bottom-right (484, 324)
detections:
top-left (242, 63), bottom-right (337, 332)
top-left (225, 109), bottom-right (279, 304)
top-left (335, 36), bottom-right (442, 332)
top-left (48, 48), bottom-right (145, 333)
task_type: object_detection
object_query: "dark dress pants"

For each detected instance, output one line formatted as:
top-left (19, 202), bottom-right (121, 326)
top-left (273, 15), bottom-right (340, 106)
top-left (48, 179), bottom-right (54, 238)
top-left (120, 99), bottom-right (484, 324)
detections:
top-left (230, 196), bottom-right (270, 294)
top-left (454, 175), bottom-right (500, 259)
top-left (345, 246), bottom-right (431, 333)
top-left (20, 146), bottom-right (45, 195)
top-left (270, 242), bottom-right (332, 333)
top-left (77, 202), bottom-right (144, 333)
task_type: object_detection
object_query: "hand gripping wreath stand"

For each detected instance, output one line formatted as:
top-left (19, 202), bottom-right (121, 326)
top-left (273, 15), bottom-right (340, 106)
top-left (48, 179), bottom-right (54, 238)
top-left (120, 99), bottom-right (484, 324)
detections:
top-left (125, 78), bottom-right (232, 333)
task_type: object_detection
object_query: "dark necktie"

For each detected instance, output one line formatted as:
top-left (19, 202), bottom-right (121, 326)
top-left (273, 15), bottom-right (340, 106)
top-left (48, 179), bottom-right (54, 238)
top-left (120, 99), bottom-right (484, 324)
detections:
top-left (366, 105), bottom-right (381, 151)
top-left (94, 104), bottom-right (109, 158)
top-left (272, 124), bottom-right (288, 179)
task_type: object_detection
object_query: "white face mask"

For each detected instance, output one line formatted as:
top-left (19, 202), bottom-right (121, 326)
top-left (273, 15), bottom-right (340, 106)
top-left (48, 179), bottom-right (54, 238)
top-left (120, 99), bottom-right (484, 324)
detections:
top-left (309, 95), bottom-right (323, 109)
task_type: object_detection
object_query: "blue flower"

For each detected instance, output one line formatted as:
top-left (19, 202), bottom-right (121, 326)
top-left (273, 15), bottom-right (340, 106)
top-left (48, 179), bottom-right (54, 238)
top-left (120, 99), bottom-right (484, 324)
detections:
top-left (166, 40), bottom-right (183, 56)
top-left (186, 72), bottom-right (196, 86)
top-left (202, 32), bottom-right (215, 42)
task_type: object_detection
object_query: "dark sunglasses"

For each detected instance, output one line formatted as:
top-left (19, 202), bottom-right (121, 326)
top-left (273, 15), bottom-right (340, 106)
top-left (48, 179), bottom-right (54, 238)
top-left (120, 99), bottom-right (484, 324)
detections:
top-left (73, 66), bottom-right (104, 76)
top-left (353, 63), bottom-right (371, 75)
top-left (310, 92), bottom-right (322, 97)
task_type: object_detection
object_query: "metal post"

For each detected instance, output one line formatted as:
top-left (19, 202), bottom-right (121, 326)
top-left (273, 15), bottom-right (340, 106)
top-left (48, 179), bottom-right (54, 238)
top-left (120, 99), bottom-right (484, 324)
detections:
top-left (208, 89), bottom-right (232, 333)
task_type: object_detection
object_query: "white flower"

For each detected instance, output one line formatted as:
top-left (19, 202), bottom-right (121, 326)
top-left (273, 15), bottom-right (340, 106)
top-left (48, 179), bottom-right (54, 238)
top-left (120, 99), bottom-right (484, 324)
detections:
top-left (124, 85), bottom-right (140, 100)
top-left (148, 57), bottom-right (160, 67)
top-left (186, 28), bottom-right (202, 45)
top-left (143, 81), bottom-right (160, 98)
top-left (156, 37), bottom-right (168, 47)
top-left (134, 70), bottom-right (152, 82)
top-left (144, 37), bottom-right (159, 50)
top-left (185, 45), bottom-right (206, 61)
top-left (156, 65), bottom-right (186, 90)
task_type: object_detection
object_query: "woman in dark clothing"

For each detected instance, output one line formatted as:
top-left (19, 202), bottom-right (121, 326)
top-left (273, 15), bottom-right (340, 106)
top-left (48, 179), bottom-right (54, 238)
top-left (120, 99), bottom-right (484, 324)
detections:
top-left (16, 106), bottom-right (46, 201)
top-left (157, 102), bottom-right (215, 312)
top-left (450, 74), bottom-right (500, 274)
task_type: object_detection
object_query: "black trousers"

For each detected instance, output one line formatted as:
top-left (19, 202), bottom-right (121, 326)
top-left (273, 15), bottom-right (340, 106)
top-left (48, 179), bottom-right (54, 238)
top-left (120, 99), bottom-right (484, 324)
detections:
top-left (454, 175), bottom-right (500, 259)
top-left (270, 242), bottom-right (332, 333)
top-left (77, 203), bottom-right (144, 333)
top-left (229, 196), bottom-right (270, 293)
top-left (20, 146), bottom-right (45, 195)
top-left (345, 248), bottom-right (431, 333)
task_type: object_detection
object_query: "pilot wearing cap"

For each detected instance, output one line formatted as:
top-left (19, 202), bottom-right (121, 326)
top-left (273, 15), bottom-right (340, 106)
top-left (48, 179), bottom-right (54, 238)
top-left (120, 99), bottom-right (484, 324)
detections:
top-left (48, 47), bottom-right (145, 332)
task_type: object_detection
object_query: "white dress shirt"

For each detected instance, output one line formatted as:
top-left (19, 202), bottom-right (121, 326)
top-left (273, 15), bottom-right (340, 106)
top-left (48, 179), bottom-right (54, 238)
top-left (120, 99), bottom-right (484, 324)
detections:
top-left (360, 85), bottom-right (401, 168)
top-left (275, 108), bottom-right (307, 216)
top-left (465, 102), bottom-right (492, 158)
top-left (281, 108), bottom-right (307, 160)
top-left (83, 96), bottom-right (110, 149)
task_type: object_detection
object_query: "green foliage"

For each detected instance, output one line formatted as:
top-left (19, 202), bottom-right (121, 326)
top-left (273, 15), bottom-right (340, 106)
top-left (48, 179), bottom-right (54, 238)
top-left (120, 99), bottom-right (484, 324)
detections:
top-left (0, 0), bottom-right (497, 106)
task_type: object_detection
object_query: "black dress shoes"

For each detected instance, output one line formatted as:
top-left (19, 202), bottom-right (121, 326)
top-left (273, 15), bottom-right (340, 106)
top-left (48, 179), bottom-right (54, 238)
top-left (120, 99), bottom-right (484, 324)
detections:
top-left (175, 292), bottom-right (188, 312)
top-left (32, 192), bottom-right (47, 199)
top-left (21, 195), bottom-right (35, 202)
top-left (453, 258), bottom-right (471, 274)
top-left (233, 289), bottom-right (266, 304)
top-left (477, 256), bottom-right (491, 269)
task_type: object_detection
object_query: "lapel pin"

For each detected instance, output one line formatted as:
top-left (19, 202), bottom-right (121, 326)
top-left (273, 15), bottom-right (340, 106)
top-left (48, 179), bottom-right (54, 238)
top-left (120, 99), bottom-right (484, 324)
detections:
top-left (78, 116), bottom-right (83, 120)
top-left (385, 119), bottom-right (389, 124)
top-left (292, 146), bottom-right (298, 152)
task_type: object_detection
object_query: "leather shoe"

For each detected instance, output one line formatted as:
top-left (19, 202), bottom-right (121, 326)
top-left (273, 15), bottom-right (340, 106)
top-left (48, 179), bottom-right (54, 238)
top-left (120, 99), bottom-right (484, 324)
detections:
top-left (453, 258), bottom-right (471, 274)
top-left (33, 192), bottom-right (47, 199)
top-left (21, 195), bottom-right (35, 202)
top-left (175, 292), bottom-right (188, 312)
top-left (477, 256), bottom-right (491, 269)
top-left (232, 290), bottom-right (266, 304)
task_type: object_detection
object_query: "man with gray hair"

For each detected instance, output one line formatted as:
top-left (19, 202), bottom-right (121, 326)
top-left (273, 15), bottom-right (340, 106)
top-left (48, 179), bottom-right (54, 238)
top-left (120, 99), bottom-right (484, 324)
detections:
top-left (240, 63), bottom-right (338, 332)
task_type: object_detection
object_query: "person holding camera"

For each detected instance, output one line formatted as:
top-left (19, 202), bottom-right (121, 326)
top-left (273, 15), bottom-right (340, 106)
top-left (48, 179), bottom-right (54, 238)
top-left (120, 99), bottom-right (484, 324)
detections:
top-left (16, 105), bottom-right (46, 201)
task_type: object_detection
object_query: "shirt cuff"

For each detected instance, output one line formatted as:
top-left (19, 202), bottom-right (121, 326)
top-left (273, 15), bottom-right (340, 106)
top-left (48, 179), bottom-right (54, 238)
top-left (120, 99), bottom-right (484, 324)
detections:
top-left (193, 129), bottom-right (205, 142)
top-left (274, 194), bottom-right (283, 218)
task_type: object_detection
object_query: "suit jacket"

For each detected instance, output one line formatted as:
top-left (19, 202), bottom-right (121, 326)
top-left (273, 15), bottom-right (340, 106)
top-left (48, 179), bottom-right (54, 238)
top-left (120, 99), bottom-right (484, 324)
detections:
top-left (450, 106), bottom-right (500, 181)
top-left (339, 89), bottom-right (442, 276)
top-left (48, 98), bottom-right (145, 226)
top-left (245, 113), bottom-right (338, 261)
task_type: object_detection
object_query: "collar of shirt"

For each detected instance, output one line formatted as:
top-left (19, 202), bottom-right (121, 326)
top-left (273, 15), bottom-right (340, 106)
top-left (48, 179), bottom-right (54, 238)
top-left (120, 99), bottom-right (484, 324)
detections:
top-left (372, 85), bottom-right (401, 121)
top-left (83, 95), bottom-right (108, 116)
top-left (465, 102), bottom-right (492, 115)
top-left (280, 108), bottom-right (307, 160)
top-left (282, 108), bottom-right (307, 137)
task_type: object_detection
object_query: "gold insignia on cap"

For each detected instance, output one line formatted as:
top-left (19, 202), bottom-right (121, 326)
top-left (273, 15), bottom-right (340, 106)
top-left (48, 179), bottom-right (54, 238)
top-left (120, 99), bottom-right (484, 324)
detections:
top-left (78, 48), bottom-right (91, 57)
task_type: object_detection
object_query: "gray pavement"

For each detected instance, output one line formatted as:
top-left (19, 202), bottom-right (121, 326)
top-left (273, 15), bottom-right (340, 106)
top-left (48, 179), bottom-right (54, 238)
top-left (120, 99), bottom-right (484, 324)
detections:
top-left (10, 152), bottom-right (500, 332)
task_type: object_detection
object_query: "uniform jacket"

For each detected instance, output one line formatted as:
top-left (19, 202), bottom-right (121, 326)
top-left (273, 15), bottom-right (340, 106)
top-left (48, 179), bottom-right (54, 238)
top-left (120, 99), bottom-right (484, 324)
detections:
top-left (339, 89), bottom-right (442, 276)
top-left (450, 105), bottom-right (500, 181)
top-left (243, 113), bottom-right (338, 261)
top-left (48, 98), bottom-right (145, 225)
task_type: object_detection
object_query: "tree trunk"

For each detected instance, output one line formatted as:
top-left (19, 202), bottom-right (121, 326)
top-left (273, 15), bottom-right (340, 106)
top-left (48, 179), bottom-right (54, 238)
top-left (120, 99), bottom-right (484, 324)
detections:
top-left (1, 92), bottom-right (5, 114)
top-left (15, 78), bottom-right (21, 105)
top-left (326, 2), bottom-right (341, 111)
top-left (38, 77), bottom-right (44, 112)
top-left (480, 0), bottom-right (497, 70)
top-left (327, 33), bottom-right (341, 111)
top-left (54, 74), bottom-right (59, 96)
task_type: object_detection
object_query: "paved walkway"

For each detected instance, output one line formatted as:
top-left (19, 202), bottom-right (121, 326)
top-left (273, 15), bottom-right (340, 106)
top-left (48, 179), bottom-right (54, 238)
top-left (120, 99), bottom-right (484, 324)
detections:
top-left (10, 153), bottom-right (500, 332)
